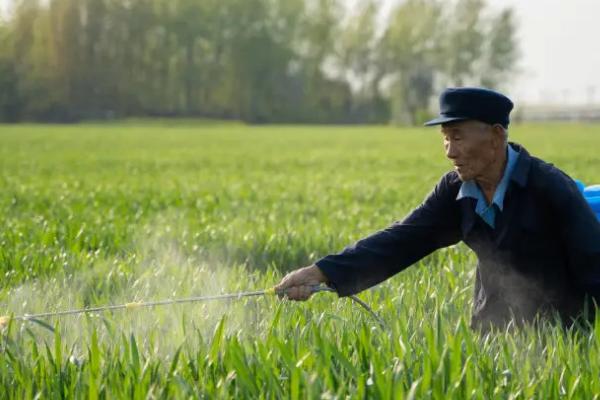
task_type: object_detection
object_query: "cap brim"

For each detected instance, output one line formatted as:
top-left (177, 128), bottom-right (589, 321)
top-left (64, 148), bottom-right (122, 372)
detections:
top-left (423, 116), bottom-right (468, 127)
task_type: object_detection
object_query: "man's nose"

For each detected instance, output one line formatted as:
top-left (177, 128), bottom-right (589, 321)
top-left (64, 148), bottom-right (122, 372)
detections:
top-left (445, 142), bottom-right (458, 159)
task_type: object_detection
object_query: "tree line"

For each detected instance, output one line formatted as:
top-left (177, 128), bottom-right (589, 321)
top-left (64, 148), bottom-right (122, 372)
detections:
top-left (0, 0), bottom-right (518, 124)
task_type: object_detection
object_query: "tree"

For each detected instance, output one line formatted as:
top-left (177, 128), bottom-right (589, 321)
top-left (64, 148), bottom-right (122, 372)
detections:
top-left (335, 0), bottom-right (387, 122)
top-left (0, 24), bottom-right (20, 121)
top-left (480, 8), bottom-right (519, 89)
top-left (0, 0), bottom-right (519, 124)
top-left (380, 0), bottom-right (443, 124)
top-left (441, 0), bottom-right (486, 86)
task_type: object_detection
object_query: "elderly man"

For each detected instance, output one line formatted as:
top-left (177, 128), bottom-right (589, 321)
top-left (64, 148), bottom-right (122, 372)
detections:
top-left (276, 87), bottom-right (600, 330)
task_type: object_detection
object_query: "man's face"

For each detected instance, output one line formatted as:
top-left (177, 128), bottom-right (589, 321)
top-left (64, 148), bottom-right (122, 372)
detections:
top-left (440, 120), bottom-right (498, 181)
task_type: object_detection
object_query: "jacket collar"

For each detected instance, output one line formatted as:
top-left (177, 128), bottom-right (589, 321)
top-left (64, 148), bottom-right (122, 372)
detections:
top-left (458, 142), bottom-right (531, 240)
top-left (508, 142), bottom-right (531, 188)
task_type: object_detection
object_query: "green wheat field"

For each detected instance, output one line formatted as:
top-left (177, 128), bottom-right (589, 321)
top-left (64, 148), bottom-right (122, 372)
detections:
top-left (1, 122), bottom-right (599, 399)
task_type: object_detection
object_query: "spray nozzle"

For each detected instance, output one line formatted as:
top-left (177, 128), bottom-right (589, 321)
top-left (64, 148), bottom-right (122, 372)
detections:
top-left (0, 284), bottom-right (385, 329)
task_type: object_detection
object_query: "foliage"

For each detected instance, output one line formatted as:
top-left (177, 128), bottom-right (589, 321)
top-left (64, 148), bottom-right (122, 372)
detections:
top-left (0, 0), bottom-right (518, 124)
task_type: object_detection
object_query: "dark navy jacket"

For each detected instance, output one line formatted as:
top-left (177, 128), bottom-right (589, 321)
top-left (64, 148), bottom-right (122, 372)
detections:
top-left (316, 143), bottom-right (600, 328)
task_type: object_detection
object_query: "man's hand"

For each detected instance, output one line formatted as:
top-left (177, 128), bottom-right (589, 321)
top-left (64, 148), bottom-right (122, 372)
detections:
top-left (275, 264), bottom-right (327, 301)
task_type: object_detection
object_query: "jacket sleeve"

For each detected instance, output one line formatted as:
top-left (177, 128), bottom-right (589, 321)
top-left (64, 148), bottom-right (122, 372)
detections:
top-left (554, 175), bottom-right (600, 299)
top-left (315, 173), bottom-right (463, 297)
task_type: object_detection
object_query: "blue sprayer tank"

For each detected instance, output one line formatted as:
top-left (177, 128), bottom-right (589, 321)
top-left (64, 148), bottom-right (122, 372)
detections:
top-left (577, 181), bottom-right (600, 222)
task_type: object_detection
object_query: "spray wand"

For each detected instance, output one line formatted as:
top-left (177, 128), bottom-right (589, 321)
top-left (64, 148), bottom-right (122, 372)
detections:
top-left (0, 284), bottom-right (384, 329)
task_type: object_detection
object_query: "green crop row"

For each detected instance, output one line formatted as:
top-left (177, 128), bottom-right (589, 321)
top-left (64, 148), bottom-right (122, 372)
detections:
top-left (0, 122), bottom-right (599, 398)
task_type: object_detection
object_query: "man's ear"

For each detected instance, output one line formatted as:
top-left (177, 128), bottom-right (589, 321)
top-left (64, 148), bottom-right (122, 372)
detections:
top-left (490, 124), bottom-right (506, 148)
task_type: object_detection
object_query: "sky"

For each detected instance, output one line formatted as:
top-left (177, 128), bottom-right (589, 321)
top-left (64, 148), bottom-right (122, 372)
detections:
top-left (376, 0), bottom-right (600, 106)
top-left (1, 0), bottom-right (599, 106)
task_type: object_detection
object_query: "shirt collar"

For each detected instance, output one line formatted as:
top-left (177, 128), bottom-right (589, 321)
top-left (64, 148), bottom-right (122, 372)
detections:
top-left (456, 144), bottom-right (520, 211)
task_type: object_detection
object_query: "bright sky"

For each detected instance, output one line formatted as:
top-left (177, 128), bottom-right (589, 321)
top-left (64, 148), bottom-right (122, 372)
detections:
top-left (2, 0), bottom-right (599, 106)
top-left (376, 0), bottom-right (600, 106)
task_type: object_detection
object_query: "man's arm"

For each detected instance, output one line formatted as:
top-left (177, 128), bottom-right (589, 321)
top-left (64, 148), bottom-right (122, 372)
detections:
top-left (276, 173), bottom-right (463, 300)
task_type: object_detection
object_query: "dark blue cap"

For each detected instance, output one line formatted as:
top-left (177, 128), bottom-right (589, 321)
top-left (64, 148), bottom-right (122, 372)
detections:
top-left (424, 87), bottom-right (514, 128)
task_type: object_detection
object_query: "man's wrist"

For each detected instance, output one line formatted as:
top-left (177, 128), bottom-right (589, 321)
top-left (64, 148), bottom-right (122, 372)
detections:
top-left (309, 264), bottom-right (327, 282)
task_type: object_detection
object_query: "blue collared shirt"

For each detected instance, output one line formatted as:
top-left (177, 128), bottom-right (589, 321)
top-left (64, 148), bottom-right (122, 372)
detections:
top-left (456, 144), bottom-right (519, 228)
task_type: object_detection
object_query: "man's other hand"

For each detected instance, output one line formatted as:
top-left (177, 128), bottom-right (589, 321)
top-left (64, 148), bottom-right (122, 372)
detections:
top-left (274, 265), bottom-right (327, 301)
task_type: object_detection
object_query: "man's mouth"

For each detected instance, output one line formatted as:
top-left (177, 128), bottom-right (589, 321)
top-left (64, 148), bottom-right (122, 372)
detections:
top-left (454, 164), bottom-right (468, 174)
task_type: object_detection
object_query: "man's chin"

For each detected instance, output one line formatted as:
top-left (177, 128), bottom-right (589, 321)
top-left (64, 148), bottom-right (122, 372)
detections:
top-left (455, 170), bottom-right (473, 181)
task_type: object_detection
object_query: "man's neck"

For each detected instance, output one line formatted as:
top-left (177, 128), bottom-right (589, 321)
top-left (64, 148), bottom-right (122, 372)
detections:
top-left (476, 146), bottom-right (508, 204)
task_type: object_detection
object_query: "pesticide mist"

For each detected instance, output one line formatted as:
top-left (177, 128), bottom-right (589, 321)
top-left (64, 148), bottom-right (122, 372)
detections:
top-left (1, 212), bottom-right (284, 358)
